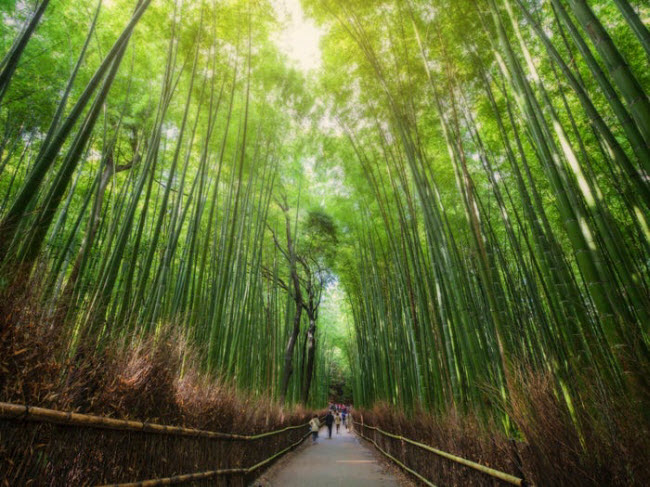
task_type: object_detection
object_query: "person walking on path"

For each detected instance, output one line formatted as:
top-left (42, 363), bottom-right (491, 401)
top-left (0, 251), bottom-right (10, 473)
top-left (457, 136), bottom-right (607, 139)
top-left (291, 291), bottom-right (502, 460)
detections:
top-left (341, 410), bottom-right (347, 430)
top-left (309, 416), bottom-right (320, 443)
top-left (335, 411), bottom-right (342, 434)
top-left (324, 410), bottom-right (334, 438)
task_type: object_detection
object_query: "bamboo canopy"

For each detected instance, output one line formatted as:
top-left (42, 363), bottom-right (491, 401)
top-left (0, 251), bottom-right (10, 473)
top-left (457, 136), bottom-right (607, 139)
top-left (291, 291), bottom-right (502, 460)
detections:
top-left (0, 0), bottom-right (649, 484)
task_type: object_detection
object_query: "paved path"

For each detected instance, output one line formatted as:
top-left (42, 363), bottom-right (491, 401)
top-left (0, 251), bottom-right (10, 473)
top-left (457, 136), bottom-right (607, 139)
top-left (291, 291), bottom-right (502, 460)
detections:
top-left (263, 423), bottom-right (401, 486)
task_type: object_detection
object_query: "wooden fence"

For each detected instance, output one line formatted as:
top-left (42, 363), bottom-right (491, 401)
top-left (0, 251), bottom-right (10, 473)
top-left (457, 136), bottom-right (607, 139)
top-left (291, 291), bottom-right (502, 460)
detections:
top-left (0, 401), bottom-right (321, 486)
top-left (353, 419), bottom-right (529, 486)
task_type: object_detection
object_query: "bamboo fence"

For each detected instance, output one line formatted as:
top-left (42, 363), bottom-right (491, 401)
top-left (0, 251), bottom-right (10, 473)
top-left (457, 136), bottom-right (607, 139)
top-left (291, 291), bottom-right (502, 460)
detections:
top-left (353, 420), bottom-right (528, 486)
top-left (97, 430), bottom-right (312, 487)
top-left (0, 401), bottom-right (323, 486)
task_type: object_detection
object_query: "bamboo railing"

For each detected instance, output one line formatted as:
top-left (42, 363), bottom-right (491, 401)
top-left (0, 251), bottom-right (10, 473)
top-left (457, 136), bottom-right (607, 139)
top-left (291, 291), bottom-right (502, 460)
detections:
top-left (353, 420), bottom-right (528, 486)
top-left (0, 401), bottom-right (324, 485)
top-left (0, 401), bottom-right (310, 440)
top-left (97, 430), bottom-right (312, 487)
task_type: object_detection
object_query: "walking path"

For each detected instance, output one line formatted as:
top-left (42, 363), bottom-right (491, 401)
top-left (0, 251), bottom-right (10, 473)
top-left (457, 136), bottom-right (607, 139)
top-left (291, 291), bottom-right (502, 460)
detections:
top-left (258, 423), bottom-right (401, 486)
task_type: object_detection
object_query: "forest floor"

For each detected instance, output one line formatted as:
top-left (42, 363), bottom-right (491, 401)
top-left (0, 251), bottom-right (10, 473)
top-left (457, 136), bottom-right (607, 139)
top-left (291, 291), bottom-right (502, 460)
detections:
top-left (252, 424), bottom-right (415, 486)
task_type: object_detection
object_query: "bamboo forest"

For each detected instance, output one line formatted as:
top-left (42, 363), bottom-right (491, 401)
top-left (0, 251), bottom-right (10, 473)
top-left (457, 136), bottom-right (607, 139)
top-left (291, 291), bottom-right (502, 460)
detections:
top-left (0, 0), bottom-right (649, 485)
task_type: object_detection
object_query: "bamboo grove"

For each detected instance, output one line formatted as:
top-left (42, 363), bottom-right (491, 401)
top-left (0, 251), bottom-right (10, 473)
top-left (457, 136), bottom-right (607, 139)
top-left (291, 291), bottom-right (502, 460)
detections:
top-left (1, 0), bottom-right (650, 467)
top-left (303, 0), bottom-right (650, 433)
top-left (0, 0), bottom-right (334, 407)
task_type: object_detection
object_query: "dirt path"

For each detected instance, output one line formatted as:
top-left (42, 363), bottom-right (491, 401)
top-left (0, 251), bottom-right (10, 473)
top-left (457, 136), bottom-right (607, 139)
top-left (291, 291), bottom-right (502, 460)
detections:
top-left (253, 423), bottom-right (403, 486)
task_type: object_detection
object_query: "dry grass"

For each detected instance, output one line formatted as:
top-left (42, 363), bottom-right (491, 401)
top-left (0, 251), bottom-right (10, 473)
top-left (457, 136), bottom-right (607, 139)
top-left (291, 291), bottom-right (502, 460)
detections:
top-left (3, 281), bottom-right (648, 486)
top-left (507, 367), bottom-right (650, 486)
top-left (354, 404), bottom-right (522, 486)
top-left (354, 369), bottom-right (649, 486)
top-left (0, 282), bottom-right (318, 486)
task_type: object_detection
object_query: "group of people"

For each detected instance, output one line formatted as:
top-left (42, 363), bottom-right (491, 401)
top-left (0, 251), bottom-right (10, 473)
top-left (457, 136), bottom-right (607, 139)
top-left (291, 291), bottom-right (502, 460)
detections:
top-left (309, 404), bottom-right (352, 443)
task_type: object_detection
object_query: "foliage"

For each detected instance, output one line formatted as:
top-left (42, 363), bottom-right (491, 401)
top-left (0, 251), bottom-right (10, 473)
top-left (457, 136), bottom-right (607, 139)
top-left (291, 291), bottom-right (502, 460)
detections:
top-left (0, 0), bottom-right (331, 407)
top-left (0, 0), bottom-right (649, 482)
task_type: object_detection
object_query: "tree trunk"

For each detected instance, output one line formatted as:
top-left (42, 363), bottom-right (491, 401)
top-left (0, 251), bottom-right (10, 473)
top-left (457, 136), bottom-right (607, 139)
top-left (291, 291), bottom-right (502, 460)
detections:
top-left (301, 313), bottom-right (317, 404)
top-left (280, 304), bottom-right (302, 404)
top-left (276, 196), bottom-right (305, 404)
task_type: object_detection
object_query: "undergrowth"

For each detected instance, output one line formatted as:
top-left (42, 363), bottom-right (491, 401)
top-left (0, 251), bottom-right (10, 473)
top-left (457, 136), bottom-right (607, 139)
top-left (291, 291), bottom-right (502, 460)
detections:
top-left (354, 369), bottom-right (649, 486)
top-left (0, 280), bottom-right (316, 485)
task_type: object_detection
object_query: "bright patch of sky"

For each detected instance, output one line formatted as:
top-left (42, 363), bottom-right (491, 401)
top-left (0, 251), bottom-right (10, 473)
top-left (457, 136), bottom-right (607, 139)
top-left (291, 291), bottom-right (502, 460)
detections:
top-left (302, 156), bottom-right (351, 205)
top-left (319, 280), bottom-right (353, 367)
top-left (271, 0), bottom-right (323, 72)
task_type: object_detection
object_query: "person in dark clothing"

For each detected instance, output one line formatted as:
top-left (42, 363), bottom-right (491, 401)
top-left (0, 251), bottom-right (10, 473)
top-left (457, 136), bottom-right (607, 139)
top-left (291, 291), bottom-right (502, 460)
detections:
top-left (324, 411), bottom-right (334, 438)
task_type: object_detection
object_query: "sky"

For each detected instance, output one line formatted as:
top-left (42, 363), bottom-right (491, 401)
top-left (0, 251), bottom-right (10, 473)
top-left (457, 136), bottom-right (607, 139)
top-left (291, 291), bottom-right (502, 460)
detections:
top-left (271, 0), bottom-right (323, 72)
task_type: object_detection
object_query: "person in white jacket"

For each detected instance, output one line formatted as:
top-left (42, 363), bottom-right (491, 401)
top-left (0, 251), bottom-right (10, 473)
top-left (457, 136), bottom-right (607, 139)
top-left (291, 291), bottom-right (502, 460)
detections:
top-left (309, 416), bottom-right (320, 443)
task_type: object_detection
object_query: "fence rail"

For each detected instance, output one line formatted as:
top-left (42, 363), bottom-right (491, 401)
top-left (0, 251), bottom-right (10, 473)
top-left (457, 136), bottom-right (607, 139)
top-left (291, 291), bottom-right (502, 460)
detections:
top-left (98, 430), bottom-right (312, 487)
top-left (0, 401), bottom-right (323, 486)
top-left (0, 401), bottom-right (309, 440)
top-left (353, 420), bottom-right (528, 486)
